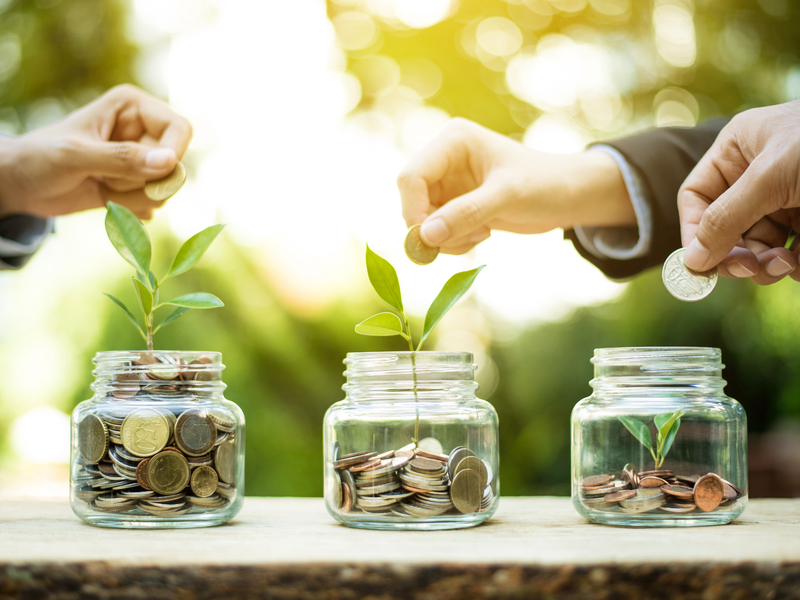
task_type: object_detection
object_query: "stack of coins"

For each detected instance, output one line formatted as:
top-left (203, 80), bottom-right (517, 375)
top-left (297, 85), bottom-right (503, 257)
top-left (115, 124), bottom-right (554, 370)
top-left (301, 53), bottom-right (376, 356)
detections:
top-left (74, 391), bottom-right (239, 517)
top-left (579, 464), bottom-right (743, 515)
top-left (109, 354), bottom-right (220, 401)
top-left (330, 440), bottom-right (495, 518)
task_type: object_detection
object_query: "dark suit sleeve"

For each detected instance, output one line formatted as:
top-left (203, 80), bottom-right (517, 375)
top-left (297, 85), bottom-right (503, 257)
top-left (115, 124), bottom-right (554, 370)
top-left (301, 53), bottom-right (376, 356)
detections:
top-left (0, 214), bottom-right (54, 270)
top-left (564, 117), bottom-right (731, 280)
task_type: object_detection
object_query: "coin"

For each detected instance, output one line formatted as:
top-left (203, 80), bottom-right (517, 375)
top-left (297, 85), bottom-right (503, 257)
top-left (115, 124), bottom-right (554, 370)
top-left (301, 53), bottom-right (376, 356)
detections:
top-left (639, 476), bottom-right (668, 488)
top-left (146, 450), bottom-right (190, 495)
top-left (604, 489), bottom-right (636, 502)
top-left (190, 465), bottom-right (219, 498)
top-left (404, 224), bottom-right (439, 266)
top-left (581, 474), bottom-right (614, 488)
top-left (341, 482), bottom-right (353, 512)
top-left (175, 410), bottom-right (216, 456)
top-left (662, 247), bottom-right (718, 302)
top-left (121, 408), bottom-right (171, 457)
top-left (450, 468), bottom-right (482, 513)
top-left (452, 455), bottom-right (488, 490)
top-left (78, 415), bottom-right (108, 463)
top-left (694, 473), bottom-right (724, 512)
top-left (416, 437), bottom-right (444, 454)
top-left (144, 161), bottom-right (186, 201)
top-left (214, 438), bottom-right (237, 484)
top-left (661, 484), bottom-right (694, 500)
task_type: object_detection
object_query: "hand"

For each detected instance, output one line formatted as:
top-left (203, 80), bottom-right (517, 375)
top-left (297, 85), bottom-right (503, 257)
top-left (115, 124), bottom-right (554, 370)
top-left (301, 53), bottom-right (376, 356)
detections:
top-left (679, 101), bottom-right (800, 284)
top-left (396, 118), bottom-right (636, 255)
top-left (0, 84), bottom-right (192, 220)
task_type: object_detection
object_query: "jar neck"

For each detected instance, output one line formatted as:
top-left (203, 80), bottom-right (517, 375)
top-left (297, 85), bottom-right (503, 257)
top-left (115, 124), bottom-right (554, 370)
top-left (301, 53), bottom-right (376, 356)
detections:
top-left (590, 346), bottom-right (726, 393)
top-left (91, 351), bottom-right (226, 399)
top-left (342, 351), bottom-right (479, 401)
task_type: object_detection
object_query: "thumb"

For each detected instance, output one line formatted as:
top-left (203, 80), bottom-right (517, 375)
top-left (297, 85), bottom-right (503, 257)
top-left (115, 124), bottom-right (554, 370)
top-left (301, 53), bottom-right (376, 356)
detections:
top-left (71, 140), bottom-right (177, 180)
top-left (420, 186), bottom-right (499, 247)
top-left (683, 160), bottom-right (772, 271)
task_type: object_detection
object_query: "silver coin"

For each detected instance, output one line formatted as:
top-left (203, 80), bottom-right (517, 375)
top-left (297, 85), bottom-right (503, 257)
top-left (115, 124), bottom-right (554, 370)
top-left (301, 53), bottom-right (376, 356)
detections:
top-left (662, 247), bottom-right (717, 302)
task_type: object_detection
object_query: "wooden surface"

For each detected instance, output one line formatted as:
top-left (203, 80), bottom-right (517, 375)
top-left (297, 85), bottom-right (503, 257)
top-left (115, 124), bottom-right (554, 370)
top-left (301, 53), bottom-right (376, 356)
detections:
top-left (2, 497), bottom-right (800, 599)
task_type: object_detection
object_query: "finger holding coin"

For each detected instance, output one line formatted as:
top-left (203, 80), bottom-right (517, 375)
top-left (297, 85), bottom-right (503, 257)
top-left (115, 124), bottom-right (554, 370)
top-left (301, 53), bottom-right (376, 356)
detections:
top-left (404, 225), bottom-right (439, 265)
top-left (145, 161), bottom-right (186, 201)
top-left (662, 247), bottom-right (718, 302)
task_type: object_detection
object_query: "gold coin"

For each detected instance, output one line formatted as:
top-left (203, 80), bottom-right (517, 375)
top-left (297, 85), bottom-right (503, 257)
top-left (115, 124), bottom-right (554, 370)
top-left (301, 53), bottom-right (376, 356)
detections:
top-left (121, 408), bottom-right (171, 458)
top-left (146, 450), bottom-right (190, 495)
top-left (214, 438), bottom-right (237, 484)
top-left (404, 224), bottom-right (439, 266)
top-left (78, 414), bottom-right (108, 463)
top-left (190, 465), bottom-right (219, 498)
top-left (450, 468), bottom-right (482, 514)
top-left (144, 161), bottom-right (186, 201)
top-left (451, 455), bottom-right (488, 490)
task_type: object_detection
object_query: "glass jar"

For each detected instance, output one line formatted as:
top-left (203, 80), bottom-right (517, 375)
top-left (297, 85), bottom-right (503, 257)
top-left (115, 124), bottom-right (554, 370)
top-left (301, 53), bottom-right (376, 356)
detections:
top-left (572, 347), bottom-right (747, 527)
top-left (323, 352), bottom-right (499, 530)
top-left (70, 351), bottom-right (245, 528)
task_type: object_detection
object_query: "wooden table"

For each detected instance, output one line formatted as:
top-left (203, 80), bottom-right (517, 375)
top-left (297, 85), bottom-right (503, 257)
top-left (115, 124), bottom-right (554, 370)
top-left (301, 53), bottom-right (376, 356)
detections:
top-left (2, 497), bottom-right (799, 599)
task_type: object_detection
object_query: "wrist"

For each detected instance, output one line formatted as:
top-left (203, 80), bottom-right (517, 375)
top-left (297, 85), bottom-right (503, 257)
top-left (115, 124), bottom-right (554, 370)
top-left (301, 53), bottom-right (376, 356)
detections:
top-left (566, 150), bottom-right (636, 229)
top-left (0, 137), bottom-right (20, 219)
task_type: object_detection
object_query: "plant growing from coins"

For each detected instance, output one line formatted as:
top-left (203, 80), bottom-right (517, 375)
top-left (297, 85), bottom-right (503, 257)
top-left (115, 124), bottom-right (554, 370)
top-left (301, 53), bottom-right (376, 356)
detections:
top-left (619, 410), bottom-right (685, 469)
top-left (355, 246), bottom-right (485, 445)
top-left (104, 201), bottom-right (224, 351)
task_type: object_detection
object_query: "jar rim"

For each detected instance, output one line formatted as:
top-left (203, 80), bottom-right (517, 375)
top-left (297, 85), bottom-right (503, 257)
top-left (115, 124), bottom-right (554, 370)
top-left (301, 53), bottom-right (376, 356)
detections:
top-left (592, 346), bottom-right (721, 362)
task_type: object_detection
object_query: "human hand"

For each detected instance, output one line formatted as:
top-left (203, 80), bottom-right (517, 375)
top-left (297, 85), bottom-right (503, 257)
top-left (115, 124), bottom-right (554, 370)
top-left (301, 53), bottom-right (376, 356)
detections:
top-left (396, 118), bottom-right (636, 255)
top-left (679, 101), bottom-right (800, 284)
top-left (0, 84), bottom-right (192, 220)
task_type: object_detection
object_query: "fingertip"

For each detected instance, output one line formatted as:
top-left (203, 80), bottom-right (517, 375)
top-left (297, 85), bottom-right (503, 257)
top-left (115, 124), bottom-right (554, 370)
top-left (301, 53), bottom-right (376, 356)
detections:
top-left (420, 217), bottom-right (449, 246)
top-left (145, 148), bottom-right (176, 170)
top-left (684, 237), bottom-right (711, 271)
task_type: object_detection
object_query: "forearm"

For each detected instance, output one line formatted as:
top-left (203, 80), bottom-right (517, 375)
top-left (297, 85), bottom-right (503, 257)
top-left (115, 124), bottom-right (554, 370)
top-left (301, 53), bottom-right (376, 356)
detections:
top-left (0, 135), bottom-right (21, 219)
top-left (564, 151), bottom-right (637, 230)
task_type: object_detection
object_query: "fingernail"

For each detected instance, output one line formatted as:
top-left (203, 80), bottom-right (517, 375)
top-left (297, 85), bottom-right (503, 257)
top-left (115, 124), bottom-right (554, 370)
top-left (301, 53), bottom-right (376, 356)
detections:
top-left (145, 148), bottom-right (174, 169)
top-left (728, 261), bottom-right (755, 278)
top-left (684, 238), bottom-right (710, 270)
top-left (420, 218), bottom-right (449, 246)
top-left (766, 257), bottom-right (794, 277)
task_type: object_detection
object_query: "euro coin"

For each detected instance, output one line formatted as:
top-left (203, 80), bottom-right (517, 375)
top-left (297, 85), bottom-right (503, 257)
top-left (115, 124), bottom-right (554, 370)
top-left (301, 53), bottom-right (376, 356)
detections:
top-left (146, 450), bottom-right (190, 496)
top-left (121, 408), bottom-right (171, 457)
top-left (144, 161), bottom-right (186, 201)
top-left (214, 438), bottom-right (237, 484)
top-left (78, 414), bottom-right (108, 463)
top-left (404, 224), bottom-right (439, 266)
top-left (662, 247), bottom-right (717, 302)
top-left (175, 410), bottom-right (216, 457)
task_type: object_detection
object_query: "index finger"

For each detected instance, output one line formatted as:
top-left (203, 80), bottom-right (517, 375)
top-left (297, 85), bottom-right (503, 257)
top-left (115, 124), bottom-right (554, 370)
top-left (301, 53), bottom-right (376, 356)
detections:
top-left (396, 120), bottom-right (474, 226)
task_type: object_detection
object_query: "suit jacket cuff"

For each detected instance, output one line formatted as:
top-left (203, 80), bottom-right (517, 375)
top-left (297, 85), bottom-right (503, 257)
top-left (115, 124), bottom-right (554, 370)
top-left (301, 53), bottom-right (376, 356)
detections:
top-left (0, 214), bottom-right (54, 270)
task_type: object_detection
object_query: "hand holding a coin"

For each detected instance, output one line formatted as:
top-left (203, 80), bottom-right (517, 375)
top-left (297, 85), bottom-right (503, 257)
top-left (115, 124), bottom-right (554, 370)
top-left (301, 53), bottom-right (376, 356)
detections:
top-left (679, 101), bottom-right (800, 284)
top-left (0, 85), bottom-right (191, 221)
top-left (396, 118), bottom-right (636, 256)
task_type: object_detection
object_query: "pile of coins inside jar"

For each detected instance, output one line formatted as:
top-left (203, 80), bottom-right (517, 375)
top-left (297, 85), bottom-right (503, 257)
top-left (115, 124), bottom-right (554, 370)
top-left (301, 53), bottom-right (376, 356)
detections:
top-left (330, 438), bottom-right (494, 517)
top-left (579, 464), bottom-right (744, 515)
top-left (73, 355), bottom-right (238, 517)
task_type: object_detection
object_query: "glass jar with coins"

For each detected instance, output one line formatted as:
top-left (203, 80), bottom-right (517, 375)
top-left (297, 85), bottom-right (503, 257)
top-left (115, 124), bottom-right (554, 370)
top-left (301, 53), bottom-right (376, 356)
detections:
top-left (70, 351), bottom-right (244, 528)
top-left (324, 352), bottom-right (499, 530)
top-left (571, 347), bottom-right (747, 527)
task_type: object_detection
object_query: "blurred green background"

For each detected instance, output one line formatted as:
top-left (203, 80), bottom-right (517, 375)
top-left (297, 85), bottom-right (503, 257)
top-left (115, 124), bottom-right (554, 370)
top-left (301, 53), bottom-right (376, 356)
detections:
top-left (0, 0), bottom-right (798, 498)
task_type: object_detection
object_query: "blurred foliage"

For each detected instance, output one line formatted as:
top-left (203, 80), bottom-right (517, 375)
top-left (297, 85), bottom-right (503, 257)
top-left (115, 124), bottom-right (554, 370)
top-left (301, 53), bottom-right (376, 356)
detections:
top-left (327, 0), bottom-right (797, 139)
top-left (0, 0), bottom-right (135, 131)
top-left (2, 0), bottom-right (800, 498)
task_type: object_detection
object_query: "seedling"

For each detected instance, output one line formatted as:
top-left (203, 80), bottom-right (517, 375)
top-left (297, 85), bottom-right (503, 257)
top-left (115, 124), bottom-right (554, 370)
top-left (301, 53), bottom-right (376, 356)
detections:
top-left (619, 411), bottom-right (684, 468)
top-left (356, 245), bottom-right (485, 351)
top-left (104, 201), bottom-right (224, 350)
top-left (356, 245), bottom-right (485, 446)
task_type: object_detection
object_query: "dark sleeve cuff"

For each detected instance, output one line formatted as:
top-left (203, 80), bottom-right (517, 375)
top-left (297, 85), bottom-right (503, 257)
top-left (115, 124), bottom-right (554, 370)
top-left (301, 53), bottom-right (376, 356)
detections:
top-left (0, 214), bottom-right (54, 271)
top-left (565, 117), bottom-right (732, 280)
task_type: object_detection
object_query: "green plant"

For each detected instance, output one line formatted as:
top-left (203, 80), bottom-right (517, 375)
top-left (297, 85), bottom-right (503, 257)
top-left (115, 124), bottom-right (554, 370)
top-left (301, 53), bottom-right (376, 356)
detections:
top-left (104, 201), bottom-right (225, 350)
top-left (619, 411), bottom-right (685, 469)
top-left (356, 245), bottom-right (485, 351)
top-left (355, 245), bottom-right (485, 447)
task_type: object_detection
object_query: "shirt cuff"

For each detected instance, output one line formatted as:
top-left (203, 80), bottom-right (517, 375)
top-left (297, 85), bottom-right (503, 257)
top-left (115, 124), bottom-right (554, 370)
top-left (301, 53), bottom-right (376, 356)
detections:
top-left (0, 214), bottom-right (54, 270)
top-left (573, 145), bottom-right (653, 261)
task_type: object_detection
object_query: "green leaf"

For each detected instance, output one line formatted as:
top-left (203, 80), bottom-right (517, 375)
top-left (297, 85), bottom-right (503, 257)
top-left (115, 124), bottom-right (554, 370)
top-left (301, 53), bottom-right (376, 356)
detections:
top-left (134, 271), bottom-right (157, 293)
top-left (104, 293), bottom-right (146, 339)
top-left (163, 292), bottom-right (224, 309)
top-left (366, 245), bottom-right (403, 313)
top-left (418, 265), bottom-right (485, 350)
top-left (619, 416), bottom-right (653, 451)
top-left (132, 277), bottom-right (152, 315)
top-left (165, 224), bottom-right (226, 280)
top-left (355, 312), bottom-right (407, 337)
top-left (153, 306), bottom-right (190, 334)
top-left (655, 411), bottom-right (684, 456)
top-left (105, 201), bottom-right (151, 275)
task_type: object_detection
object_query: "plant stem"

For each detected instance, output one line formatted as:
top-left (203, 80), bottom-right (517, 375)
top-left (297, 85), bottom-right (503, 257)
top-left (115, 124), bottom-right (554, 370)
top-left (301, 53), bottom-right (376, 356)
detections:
top-left (400, 312), bottom-right (420, 449)
top-left (146, 283), bottom-right (158, 351)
